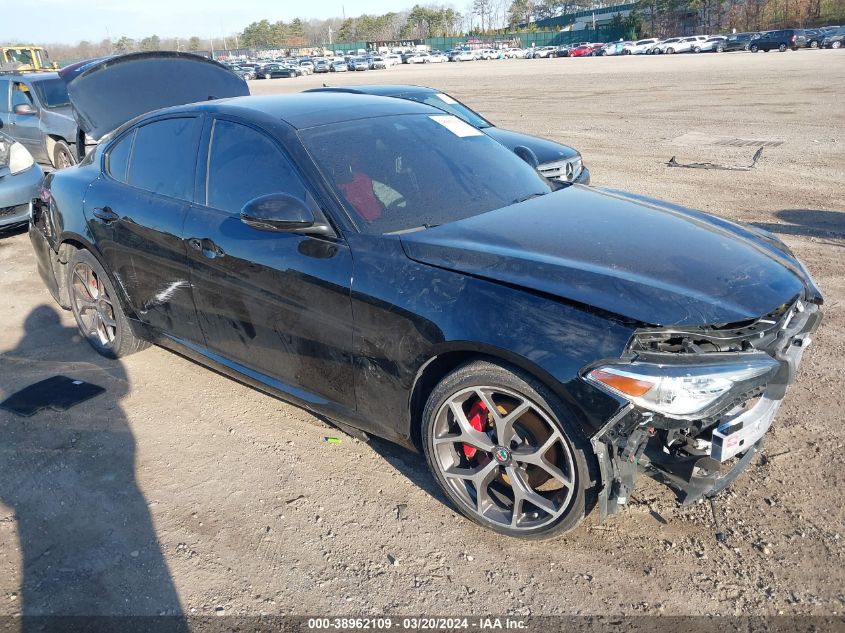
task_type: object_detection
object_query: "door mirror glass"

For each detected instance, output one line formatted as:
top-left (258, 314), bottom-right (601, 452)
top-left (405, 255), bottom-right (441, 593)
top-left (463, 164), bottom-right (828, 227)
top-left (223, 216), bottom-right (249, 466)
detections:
top-left (13, 103), bottom-right (37, 116)
top-left (240, 193), bottom-right (316, 232)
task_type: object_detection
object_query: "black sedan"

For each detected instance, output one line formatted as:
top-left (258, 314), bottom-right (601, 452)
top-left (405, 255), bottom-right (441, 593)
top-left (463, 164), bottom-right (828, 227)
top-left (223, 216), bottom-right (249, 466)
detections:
top-left (256, 63), bottom-right (299, 79)
top-left (31, 53), bottom-right (823, 538)
top-left (308, 85), bottom-right (589, 185)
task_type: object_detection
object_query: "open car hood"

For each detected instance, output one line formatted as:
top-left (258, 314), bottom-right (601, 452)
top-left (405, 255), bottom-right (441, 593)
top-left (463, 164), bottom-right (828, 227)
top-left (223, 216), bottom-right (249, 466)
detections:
top-left (59, 52), bottom-right (249, 140)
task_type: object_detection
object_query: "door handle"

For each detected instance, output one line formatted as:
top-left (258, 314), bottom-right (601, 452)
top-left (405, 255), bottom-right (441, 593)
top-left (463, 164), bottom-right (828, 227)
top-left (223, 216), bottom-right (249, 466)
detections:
top-left (92, 206), bottom-right (119, 222)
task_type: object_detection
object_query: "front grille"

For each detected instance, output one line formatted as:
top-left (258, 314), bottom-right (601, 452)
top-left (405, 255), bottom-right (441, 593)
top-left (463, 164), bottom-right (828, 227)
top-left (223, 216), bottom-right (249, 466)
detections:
top-left (538, 157), bottom-right (583, 182)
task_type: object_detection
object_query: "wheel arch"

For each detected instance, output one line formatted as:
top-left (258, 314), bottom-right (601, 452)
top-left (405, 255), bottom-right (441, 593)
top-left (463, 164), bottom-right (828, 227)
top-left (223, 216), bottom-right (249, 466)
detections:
top-left (55, 233), bottom-right (136, 321)
top-left (407, 342), bottom-right (578, 453)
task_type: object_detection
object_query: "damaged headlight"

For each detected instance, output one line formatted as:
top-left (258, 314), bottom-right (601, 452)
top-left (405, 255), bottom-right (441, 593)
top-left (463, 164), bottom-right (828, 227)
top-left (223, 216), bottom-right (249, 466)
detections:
top-left (586, 358), bottom-right (779, 418)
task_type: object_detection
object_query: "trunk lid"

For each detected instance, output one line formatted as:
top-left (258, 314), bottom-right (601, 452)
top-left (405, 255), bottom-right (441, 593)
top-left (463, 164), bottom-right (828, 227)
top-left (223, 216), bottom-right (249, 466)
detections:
top-left (59, 51), bottom-right (249, 140)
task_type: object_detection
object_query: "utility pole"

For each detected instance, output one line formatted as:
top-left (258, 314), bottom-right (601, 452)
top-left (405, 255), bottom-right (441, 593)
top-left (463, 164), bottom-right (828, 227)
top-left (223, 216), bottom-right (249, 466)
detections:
top-left (328, 25), bottom-right (333, 49)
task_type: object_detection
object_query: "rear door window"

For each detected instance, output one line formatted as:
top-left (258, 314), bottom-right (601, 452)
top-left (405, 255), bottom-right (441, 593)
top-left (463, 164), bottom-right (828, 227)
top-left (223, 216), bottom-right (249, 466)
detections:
top-left (106, 131), bottom-right (134, 183)
top-left (205, 119), bottom-right (306, 214)
top-left (127, 117), bottom-right (201, 201)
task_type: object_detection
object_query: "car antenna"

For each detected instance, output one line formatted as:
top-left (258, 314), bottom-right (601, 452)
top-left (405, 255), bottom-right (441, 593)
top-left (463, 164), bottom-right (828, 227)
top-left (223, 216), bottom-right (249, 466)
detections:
top-left (708, 496), bottom-right (729, 543)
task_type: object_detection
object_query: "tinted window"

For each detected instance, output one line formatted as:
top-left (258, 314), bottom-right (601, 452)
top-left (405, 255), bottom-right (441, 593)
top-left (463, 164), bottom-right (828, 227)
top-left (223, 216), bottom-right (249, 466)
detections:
top-left (128, 117), bottom-right (201, 201)
top-left (398, 91), bottom-right (492, 129)
top-left (30, 78), bottom-right (70, 108)
top-left (107, 131), bottom-right (134, 183)
top-left (300, 114), bottom-right (551, 235)
top-left (206, 119), bottom-right (305, 214)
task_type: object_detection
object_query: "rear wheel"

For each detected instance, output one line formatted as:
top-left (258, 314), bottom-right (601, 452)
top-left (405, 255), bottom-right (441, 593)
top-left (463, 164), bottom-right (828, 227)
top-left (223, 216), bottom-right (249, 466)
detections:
top-left (264, 72), bottom-right (271, 79)
top-left (810, 40), bottom-right (819, 48)
top-left (68, 249), bottom-right (149, 359)
top-left (716, 44), bottom-right (725, 52)
top-left (750, 44), bottom-right (759, 52)
top-left (778, 43), bottom-right (787, 52)
top-left (422, 360), bottom-right (591, 539)
top-left (666, 47), bottom-right (675, 54)
top-left (832, 41), bottom-right (842, 49)
top-left (693, 46), bottom-right (702, 53)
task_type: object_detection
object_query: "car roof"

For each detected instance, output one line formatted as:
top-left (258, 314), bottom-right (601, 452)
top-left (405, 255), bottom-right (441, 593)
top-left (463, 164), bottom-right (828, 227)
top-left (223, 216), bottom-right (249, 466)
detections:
top-left (193, 92), bottom-right (437, 129)
top-left (5, 72), bottom-right (59, 83)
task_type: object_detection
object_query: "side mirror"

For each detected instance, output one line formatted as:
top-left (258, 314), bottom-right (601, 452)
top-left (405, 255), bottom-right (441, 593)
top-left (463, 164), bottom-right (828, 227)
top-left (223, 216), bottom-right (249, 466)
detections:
top-left (513, 145), bottom-right (539, 169)
top-left (240, 193), bottom-right (333, 236)
top-left (13, 103), bottom-right (37, 116)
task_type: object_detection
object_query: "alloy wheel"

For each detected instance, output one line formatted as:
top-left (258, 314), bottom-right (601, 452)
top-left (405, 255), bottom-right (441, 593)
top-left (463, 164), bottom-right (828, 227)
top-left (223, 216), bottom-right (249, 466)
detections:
top-left (70, 261), bottom-right (117, 347)
top-left (430, 385), bottom-right (576, 531)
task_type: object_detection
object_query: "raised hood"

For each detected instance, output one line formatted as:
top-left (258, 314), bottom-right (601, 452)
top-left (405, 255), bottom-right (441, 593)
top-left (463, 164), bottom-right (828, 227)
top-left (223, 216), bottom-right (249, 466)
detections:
top-left (59, 52), bottom-right (249, 140)
top-left (399, 186), bottom-right (813, 327)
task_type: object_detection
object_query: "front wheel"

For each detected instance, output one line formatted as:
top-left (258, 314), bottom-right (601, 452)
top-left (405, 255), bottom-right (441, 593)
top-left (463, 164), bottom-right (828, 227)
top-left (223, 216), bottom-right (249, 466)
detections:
top-left (422, 360), bottom-right (591, 539)
top-left (68, 249), bottom-right (149, 359)
top-left (716, 44), bottom-right (725, 52)
top-left (264, 73), bottom-right (271, 79)
top-left (810, 41), bottom-right (819, 48)
top-left (693, 46), bottom-right (702, 53)
top-left (750, 44), bottom-right (759, 52)
top-left (778, 43), bottom-right (787, 52)
top-left (832, 41), bottom-right (842, 49)
top-left (52, 140), bottom-right (76, 169)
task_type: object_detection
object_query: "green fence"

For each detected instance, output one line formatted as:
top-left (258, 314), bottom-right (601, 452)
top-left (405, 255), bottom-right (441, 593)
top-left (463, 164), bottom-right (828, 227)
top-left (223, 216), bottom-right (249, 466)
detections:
top-left (322, 27), bottom-right (632, 53)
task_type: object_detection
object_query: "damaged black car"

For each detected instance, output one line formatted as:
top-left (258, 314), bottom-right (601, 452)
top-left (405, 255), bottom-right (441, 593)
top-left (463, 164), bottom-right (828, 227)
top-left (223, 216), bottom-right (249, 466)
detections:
top-left (30, 53), bottom-right (823, 538)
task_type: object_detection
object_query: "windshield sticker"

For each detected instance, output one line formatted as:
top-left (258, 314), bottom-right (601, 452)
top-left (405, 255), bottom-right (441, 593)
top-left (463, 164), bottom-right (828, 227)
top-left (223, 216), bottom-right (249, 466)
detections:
top-left (435, 93), bottom-right (458, 105)
top-left (429, 115), bottom-right (483, 138)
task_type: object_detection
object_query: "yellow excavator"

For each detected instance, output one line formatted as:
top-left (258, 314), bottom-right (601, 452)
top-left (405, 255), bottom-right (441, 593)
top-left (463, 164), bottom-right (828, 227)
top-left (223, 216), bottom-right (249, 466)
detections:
top-left (1, 46), bottom-right (59, 72)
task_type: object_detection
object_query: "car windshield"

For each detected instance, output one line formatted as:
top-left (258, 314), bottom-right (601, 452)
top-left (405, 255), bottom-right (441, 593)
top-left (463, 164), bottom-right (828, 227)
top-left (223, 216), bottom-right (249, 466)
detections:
top-left (300, 114), bottom-right (552, 235)
top-left (31, 78), bottom-right (70, 108)
top-left (396, 91), bottom-right (492, 129)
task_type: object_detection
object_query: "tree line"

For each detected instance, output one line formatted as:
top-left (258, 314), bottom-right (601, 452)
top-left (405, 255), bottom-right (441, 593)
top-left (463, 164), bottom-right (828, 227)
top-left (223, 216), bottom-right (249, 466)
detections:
top-left (13, 0), bottom-right (845, 61)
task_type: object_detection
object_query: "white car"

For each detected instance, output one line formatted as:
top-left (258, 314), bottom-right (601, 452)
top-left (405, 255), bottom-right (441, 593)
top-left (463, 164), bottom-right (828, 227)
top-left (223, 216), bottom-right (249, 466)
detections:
top-left (652, 38), bottom-right (682, 53)
top-left (369, 56), bottom-right (388, 69)
top-left (384, 54), bottom-right (401, 66)
top-left (532, 46), bottom-right (557, 58)
top-left (453, 50), bottom-right (475, 61)
top-left (625, 38), bottom-right (659, 54)
top-left (428, 51), bottom-right (448, 63)
top-left (407, 52), bottom-right (431, 63)
top-left (695, 36), bottom-right (726, 52)
top-left (664, 35), bottom-right (709, 54)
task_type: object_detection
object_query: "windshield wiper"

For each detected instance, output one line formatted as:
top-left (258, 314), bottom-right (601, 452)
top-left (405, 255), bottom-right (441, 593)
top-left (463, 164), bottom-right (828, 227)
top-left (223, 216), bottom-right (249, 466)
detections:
top-left (385, 223), bottom-right (440, 235)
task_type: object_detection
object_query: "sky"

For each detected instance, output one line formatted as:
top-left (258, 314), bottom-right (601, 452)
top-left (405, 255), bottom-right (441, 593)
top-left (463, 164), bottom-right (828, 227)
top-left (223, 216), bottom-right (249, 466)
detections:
top-left (1, 0), bottom-right (407, 44)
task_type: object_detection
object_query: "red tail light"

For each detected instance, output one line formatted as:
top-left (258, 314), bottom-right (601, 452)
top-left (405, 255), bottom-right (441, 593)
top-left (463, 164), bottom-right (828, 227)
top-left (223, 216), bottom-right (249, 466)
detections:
top-left (791, 34), bottom-right (796, 42)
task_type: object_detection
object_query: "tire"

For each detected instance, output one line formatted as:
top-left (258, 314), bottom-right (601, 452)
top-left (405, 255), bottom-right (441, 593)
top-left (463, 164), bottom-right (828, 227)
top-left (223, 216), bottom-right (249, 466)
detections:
top-left (693, 46), bottom-right (701, 53)
top-left (717, 44), bottom-right (725, 52)
top-left (52, 140), bottom-right (76, 169)
top-left (744, 44), bottom-right (750, 51)
top-left (833, 41), bottom-right (842, 49)
top-left (68, 249), bottom-right (150, 359)
top-left (666, 47), bottom-right (674, 54)
top-left (421, 359), bottom-right (592, 539)
top-left (810, 41), bottom-right (818, 48)
top-left (264, 73), bottom-right (271, 79)
top-left (750, 44), bottom-right (759, 52)
top-left (778, 43), bottom-right (787, 52)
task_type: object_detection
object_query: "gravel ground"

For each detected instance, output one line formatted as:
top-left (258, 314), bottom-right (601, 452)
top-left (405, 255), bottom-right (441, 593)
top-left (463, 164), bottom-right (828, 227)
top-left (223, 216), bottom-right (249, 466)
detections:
top-left (0, 50), bottom-right (843, 619)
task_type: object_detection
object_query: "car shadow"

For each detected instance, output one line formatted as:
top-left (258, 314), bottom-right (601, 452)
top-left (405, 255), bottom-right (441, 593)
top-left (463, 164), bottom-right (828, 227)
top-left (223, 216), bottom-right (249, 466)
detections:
top-left (752, 208), bottom-right (845, 240)
top-left (0, 305), bottom-right (187, 629)
top-left (365, 436), bottom-right (455, 512)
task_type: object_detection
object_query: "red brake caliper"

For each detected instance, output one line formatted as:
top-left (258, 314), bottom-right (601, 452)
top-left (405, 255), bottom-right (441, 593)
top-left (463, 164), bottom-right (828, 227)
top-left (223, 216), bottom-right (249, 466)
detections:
top-left (462, 399), bottom-right (488, 459)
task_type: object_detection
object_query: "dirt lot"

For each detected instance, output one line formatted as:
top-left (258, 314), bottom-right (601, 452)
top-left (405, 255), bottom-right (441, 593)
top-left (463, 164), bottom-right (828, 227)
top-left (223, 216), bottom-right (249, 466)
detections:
top-left (1, 51), bottom-right (844, 619)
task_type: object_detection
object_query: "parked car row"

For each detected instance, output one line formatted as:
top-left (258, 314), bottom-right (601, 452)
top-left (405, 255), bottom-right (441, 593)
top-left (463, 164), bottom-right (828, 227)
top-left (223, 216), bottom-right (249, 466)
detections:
top-left (519, 25), bottom-right (843, 58)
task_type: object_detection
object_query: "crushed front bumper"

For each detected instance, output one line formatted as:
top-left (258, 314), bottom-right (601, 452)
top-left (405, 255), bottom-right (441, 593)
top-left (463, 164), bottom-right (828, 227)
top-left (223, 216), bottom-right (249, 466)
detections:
top-left (591, 299), bottom-right (822, 519)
